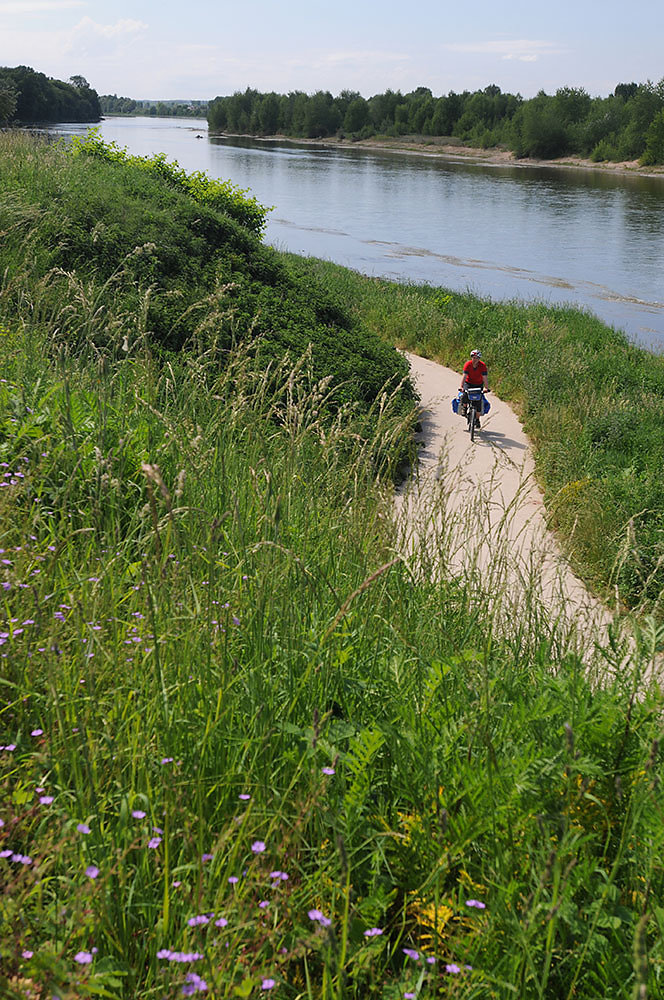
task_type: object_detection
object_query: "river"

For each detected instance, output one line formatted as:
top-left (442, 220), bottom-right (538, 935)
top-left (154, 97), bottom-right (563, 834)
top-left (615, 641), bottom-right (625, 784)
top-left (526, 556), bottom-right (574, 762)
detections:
top-left (42, 115), bottom-right (664, 352)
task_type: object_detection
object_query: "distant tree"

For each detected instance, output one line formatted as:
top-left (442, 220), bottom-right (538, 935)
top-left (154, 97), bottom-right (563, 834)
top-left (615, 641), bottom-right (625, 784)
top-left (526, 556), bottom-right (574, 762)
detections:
top-left (303, 90), bottom-right (340, 138)
top-left (406, 88), bottom-right (435, 133)
top-left (578, 95), bottom-right (626, 157)
top-left (368, 89), bottom-right (402, 132)
top-left (554, 87), bottom-right (592, 125)
top-left (394, 101), bottom-right (410, 133)
top-left (68, 75), bottom-right (90, 89)
top-left (343, 96), bottom-right (369, 134)
top-left (0, 81), bottom-right (17, 123)
top-left (336, 89), bottom-right (362, 119)
top-left (255, 92), bottom-right (280, 134)
top-left (614, 82), bottom-right (639, 102)
top-left (641, 108), bottom-right (664, 164)
top-left (617, 82), bottom-right (664, 158)
top-left (288, 91), bottom-right (309, 135)
top-left (0, 65), bottom-right (100, 122)
top-left (512, 92), bottom-right (570, 157)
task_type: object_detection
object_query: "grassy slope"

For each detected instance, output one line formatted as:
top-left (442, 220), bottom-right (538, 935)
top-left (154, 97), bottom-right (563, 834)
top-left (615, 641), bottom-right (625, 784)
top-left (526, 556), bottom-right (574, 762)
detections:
top-left (0, 132), bottom-right (413, 412)
top-left (301, 258), bottom-right (664, 615)
top-left (1, 133), bottom-right (664, 1000)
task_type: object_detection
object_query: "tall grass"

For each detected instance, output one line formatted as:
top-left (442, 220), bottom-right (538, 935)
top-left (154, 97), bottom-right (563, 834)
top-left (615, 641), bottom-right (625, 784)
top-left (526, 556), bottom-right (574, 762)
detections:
top-left (301, 258), bottom-right (664, 617)
top-left (1, 309), bottom-right (663, 998)
top-left (1, 132), bottom-right (664, 1000)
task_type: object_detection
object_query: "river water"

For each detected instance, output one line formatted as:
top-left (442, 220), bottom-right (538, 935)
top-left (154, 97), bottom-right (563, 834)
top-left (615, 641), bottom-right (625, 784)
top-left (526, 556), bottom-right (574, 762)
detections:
top-left (43, 115), bottom-right (664, 351)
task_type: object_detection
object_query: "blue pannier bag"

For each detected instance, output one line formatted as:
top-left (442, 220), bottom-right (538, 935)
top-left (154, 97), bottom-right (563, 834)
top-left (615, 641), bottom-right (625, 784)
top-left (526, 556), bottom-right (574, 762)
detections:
top-left (451, 396), bottom-right (460, 414)
top-left (483, 397), bottom-right (491, 415)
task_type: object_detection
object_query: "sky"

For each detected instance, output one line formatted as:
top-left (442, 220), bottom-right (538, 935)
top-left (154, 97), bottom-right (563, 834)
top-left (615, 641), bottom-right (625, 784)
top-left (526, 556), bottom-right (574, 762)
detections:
top-left (1, 0), bottom-right (663, 101)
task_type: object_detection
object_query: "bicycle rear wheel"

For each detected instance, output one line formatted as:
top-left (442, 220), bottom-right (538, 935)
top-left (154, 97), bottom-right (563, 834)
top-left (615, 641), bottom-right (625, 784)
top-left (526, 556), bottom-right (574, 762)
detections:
top-left (469, 407), bottom-right (476, 441)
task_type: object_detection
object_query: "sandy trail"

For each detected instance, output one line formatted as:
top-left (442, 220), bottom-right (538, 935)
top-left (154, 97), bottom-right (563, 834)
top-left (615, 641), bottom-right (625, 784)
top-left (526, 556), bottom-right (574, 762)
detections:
top-left (395, 352), bottom-right (616, 655)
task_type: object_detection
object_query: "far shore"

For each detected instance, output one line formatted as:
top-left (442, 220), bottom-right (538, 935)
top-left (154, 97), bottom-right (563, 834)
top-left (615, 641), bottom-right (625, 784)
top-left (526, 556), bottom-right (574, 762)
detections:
top-left (211, 130), bottom-right (664, 180)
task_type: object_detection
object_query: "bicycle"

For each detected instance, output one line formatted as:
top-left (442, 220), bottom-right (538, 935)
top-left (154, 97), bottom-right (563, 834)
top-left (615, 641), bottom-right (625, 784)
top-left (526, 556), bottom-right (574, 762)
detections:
top-left (461, 386), bottom-right (489, 441)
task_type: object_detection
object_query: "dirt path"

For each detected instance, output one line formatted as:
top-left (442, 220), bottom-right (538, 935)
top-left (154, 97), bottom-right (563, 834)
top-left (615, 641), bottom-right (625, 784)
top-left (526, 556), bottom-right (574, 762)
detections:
top-left (395, 352), bottom-right (616, 656)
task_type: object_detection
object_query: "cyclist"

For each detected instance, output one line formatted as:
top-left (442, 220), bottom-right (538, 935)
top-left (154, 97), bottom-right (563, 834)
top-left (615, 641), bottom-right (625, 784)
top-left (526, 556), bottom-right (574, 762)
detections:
top-left (459, 349), bottom-right (489, 427)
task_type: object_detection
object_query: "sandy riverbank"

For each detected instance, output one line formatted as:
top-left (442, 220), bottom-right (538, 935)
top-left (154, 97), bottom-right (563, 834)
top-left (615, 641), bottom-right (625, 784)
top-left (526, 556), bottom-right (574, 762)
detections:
top-left (213, 130), bottom-right (664, 180)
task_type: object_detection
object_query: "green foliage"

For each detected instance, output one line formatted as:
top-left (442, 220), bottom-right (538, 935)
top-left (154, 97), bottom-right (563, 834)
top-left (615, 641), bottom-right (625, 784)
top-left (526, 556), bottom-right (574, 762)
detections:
top-left (1, 132), bottom-right (664, 998)
top-left (0, 130), bottom-right (413, 454)
top-left (641, 109), bottom-right (664, 165)
top-left (207, 79), bottom-right (664, 164)
top-left (0, 64), bottom-right (101, 123)
top-left (100, 95), bottom-right (208, 117)
top-left (68, 128), bottom-right (268, 235)
top-left (0, 81), bottom-right (17, 123)
top-left (311, 260), bottom-right (664, 616)
top-left (0, 317), bottom-right (663, 998)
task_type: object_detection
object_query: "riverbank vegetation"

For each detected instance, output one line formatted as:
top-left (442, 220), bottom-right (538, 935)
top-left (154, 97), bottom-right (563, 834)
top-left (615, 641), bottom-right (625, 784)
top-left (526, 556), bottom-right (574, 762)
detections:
top-left (99, 96), bottom-right (209, 118)
top-left (208, 80), bottom-right (664, 165)
top-left (305, 259), bottom-right (664, 616)
top-left (1, 132), bottom-right (664, 1000)
top-left (0, 66), bottom-right (100, 124)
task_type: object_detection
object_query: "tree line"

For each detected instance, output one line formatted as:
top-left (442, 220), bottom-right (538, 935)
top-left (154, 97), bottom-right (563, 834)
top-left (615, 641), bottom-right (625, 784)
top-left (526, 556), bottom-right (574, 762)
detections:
top-left (0, 66), bottom-right (101, 124)
top-left (208, 81), bottom-right (664, 164)
top-left (100, 95), bottom-right (208, 117)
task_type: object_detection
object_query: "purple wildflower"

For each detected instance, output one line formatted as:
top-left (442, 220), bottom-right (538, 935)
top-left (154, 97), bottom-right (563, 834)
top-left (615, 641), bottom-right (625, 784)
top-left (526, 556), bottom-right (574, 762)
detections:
top-left (85, 865), bottom-right (99, 879)
top-left (182, 971), bottom-right (208, 995)
top-left (445, 963), bottom-right (461, 974)
top-left (322, 766), bottom-right (335, 775)
top-left (404, 994), bottom-right (416, 999)
top-left (201, 852), bottom-right (214, 862)
top-left (214, 917), bottom-right (228, 927)
top-left (261, 980), bottom-right (276, 991)
top-left (74, 951), bottom-right (94, 964)
top-left (426, 956), bottom-right (436, 965)
top-left (77, 823), bottom-right (91, 834)
top-left (187, 914), bottom-right (210, 927)
top-left (465, 899), bottom-right (486, 909)
top-left (363, 927), bottom-right (383, 937)
top-left (228, 875), bottom-right (239, 884)
top-left (39, 795), bottom-right (54, 805)
top-left (251, 840), bottom-right (266, 854)
top-left (132, 810), bottom-right (146, 819)
top-left (160, 757), bottom-right (174, 764)
top-left (238, 793), bottom-right (251, 801)
top-left (148, 836), bottom-right (162, 849)
top-left (402, 948), bottom-right (419, 961)
top-left (308, 909), bottom-right (332, 927)
top-left (259, 900), bottom-right (269, 909)
top-left (22, 950), bottom-right (33, 959)
top-left (31, 729), bottom-right (43, 737)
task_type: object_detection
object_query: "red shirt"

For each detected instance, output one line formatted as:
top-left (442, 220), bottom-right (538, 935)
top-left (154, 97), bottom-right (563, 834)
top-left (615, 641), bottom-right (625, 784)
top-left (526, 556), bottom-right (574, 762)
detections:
top-left (463, 359), bottom-right (487, 387)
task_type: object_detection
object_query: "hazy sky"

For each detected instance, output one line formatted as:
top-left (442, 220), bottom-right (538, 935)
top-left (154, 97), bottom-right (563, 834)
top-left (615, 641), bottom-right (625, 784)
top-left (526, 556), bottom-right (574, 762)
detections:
top-left (2, 0), bottom-right (662, 101)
